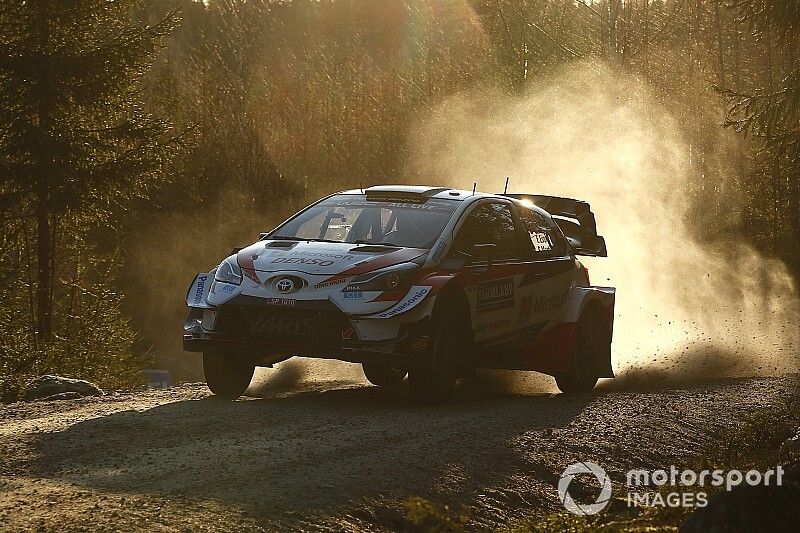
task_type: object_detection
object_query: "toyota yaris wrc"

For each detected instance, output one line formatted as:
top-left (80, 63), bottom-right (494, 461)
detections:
top-left (184, 185), bottom-right (616, 402)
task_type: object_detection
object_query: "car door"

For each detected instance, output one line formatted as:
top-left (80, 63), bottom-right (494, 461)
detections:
top-left (510, 205), bottom-right (579, 368)
top-left (448, 200), bottom-right (529, 362)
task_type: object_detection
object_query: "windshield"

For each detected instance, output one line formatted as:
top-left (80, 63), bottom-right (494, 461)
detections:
top-left (270, 194), bottom-right (460, 249)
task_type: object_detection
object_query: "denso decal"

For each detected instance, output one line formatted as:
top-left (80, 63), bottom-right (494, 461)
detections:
top-left (476, 277), bottom-right (515, 313)
top-left (193, 275), bottom-right (208, 306)
top-left (377, 286), bottom-right (431, 318)
top-left (292, 251), bottom-right (355, 260)
top-left (271, 257), bottom-right (335, 267)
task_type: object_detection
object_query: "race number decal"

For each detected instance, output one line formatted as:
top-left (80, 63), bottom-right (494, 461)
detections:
top-left (530, 232), bottom-right (552, 252)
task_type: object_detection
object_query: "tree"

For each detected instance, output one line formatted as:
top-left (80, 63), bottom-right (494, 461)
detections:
top-left (720, 0), bottom-right (800, 276)
top-left (0, 0), bottom-right (182, 342)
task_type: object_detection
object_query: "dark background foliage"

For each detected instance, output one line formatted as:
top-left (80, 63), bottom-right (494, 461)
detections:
top-left (0, 0), bottom-right (797, 391)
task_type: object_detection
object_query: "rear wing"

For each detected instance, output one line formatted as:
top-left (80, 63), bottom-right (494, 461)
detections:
top-left (502, 194), bottom-right (607, 257)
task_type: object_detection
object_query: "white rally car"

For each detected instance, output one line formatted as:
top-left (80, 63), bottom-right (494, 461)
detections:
top-left (184, 185), bottom-right (615, 401)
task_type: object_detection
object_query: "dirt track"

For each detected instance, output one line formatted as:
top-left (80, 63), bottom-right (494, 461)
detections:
top-left (1, 366), bottom-right (797, 532)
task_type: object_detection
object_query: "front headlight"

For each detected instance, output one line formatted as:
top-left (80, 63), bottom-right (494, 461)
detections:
top-left (343, 263), bottom-right (420, 292)
top-left (214, 257), bottom-right (243, 285)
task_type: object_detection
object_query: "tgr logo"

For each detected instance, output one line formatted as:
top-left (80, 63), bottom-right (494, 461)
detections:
top-left (558, 462), bottom-right (613, 515)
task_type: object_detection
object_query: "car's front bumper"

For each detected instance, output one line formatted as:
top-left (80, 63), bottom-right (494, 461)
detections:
top-left (183, 295), bottom-right (432, 366)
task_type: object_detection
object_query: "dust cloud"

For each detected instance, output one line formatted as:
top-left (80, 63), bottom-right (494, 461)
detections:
top-left (130, 59), bottom-right (798, 392)
top-left (407, 60), bottom-right (800, 387)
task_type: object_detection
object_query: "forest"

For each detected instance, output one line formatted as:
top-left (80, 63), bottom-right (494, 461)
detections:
top-left (0, 0), bottom-right (797, 397)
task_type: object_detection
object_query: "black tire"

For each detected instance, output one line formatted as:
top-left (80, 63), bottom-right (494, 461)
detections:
top-left (203, 351), bottom-right (255, 399)
top-left (555, 310), bottom-right (608, 393)
top-left (408, 317), bottom-right (463, 404)
top-left (362, 361), bottom-right (407, 386)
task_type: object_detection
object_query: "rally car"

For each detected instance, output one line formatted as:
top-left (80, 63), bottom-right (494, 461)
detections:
top-left (184, 185), bottom-right (615, 402)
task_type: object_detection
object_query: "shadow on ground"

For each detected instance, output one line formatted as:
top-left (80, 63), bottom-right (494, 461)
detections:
top-left (27, 378), bottom-right (592, 520)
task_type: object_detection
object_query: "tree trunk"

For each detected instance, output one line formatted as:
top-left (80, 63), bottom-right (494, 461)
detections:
top-left (35, 200), bottom-right (52, 342)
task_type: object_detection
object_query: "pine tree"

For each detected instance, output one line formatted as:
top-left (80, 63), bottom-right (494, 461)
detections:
top-left (0, 0), bottom-right (182, 342)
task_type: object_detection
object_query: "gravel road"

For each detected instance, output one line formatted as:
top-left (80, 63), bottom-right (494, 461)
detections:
top-left (1, 364), bottom-right (797, 532)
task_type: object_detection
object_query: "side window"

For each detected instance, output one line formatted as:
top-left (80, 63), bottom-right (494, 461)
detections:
top-left (518, 207), bottom-right (563, 258)
top-left (451, 202), bottom-right (521, 261)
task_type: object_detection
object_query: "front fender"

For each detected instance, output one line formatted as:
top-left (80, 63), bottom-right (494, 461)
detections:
top-left (186, 271), bottom-right (215, 309)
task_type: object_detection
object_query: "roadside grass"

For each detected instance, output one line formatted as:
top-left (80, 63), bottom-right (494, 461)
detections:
top-left (403, 397), bottom-right (799, 532)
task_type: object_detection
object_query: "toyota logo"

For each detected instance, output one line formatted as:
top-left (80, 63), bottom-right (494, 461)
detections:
top-left (275, 278), bottom-right (295, 293)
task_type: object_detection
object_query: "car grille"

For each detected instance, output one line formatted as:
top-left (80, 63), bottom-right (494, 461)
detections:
top-left (215, 299), bottom-right (351, 346)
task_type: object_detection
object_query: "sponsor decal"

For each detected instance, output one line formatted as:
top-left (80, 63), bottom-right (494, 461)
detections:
top-left (341, 326), bottom-right (354, 340)
top-left (377, 286), bottom-right (431, 318)
top-left (519, 295), bottom-right (532, 323)
top-left (343, 291), bottom-right (363, 300)
top-left (192, 275), bottom-right (208, 306)
top-left (385, 201), bottom-right (454, 212)
top-left (533, 287), bottom-right (570, 314)
top-left (476, 278), bottom-right (515, 313)
top-left (315, 278), bottom-right (347, 289)
top-left (410, 336), bottom-right (430, 351)
top-left (220, 283), bottom-right (236, 293)
top-left (271, 257), bottom-right (335, 267)
top-left (477, 318), bottom-right (511, 333)
top-left (292, 251), bottom-right (355, 260)
top-left (264, 298), bottom-right (296, 306)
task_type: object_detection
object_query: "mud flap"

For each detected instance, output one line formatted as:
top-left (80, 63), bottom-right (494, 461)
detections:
top-left (568, 286), bottom-right (615, 378)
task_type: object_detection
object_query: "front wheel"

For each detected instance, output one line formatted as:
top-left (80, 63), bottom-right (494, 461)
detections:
top-left (362, 361), bottom-right (407, 386)
top-left (408, 319), bottom-right (463, 404)
top-left (555, 311), bottom-right (608, 393)
top-left (203, 351), bottom-right (255, 399)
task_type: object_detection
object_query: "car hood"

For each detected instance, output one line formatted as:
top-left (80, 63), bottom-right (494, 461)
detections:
top-left (235, 240), bottom-right (428, 278)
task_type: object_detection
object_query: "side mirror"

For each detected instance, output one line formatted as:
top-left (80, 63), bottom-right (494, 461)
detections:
top-left (472, 243), bottom-right (498, 267)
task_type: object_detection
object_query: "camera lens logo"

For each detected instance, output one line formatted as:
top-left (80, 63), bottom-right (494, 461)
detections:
top-left (558, 462), bottom-right (612, 515)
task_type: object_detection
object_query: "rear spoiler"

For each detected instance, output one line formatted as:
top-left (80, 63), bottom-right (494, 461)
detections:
top-left (502, 194), bottom-right (607, 257)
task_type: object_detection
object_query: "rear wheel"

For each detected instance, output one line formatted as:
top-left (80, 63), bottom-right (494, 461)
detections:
top-left (408, 317), bottom-right (463, 404)
top-left (203, 351), bottom-right (255, 399)
top-left (362, 361), bottom-right (407, 386)
top-left (555, 310), bottom-right (608, 393)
